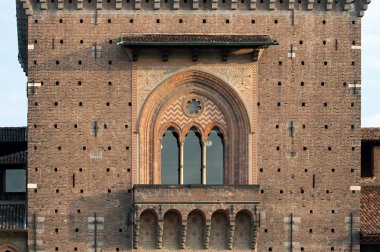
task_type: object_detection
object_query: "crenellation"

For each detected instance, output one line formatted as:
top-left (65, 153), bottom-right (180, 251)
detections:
top-left (250, 0), bottom-right (257, 10)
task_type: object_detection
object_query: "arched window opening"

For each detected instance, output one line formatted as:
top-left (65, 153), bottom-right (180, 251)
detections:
top-left (233, 210), bottom-right (252, 249)
top-left (184, 128), bottom-right (202, 184)
top-left (161, 128), bottom-right (179, 184)
top-left (139, 210), bottom-right (158, 249)
top-left (163, 210), bottom-right (181, 249)
top-left (186, 210), bottom-right (205, 249)
top-left (206, 128), bottom-right (224, 184)
top-left (210, 210), bottom-right (228, 249)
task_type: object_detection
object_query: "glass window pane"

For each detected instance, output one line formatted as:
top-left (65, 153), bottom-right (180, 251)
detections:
top-left (5, 169), bottom-right (26, 192)
top-left (184, 130), bottom-right (201, 184)
top-left (161, 131), bottom-right (179, 184)
top-left (207, 130), bottom-right (224, 184)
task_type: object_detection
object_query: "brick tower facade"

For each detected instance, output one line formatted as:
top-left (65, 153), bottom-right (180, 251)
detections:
top-left (16, 0), bottom-right (370, 251)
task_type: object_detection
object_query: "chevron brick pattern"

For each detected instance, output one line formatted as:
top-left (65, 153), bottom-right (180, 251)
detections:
top-left (160, 96), bottom-right (226, 129)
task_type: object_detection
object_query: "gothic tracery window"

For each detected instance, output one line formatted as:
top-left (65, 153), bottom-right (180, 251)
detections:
top-left (161, 126), bottom-right (224, 185)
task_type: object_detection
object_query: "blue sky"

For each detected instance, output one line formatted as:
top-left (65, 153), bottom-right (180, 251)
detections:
top-left (0, 2), bottom-right (379, 127)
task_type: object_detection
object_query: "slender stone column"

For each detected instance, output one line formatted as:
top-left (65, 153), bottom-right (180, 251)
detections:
top-left (179, 223), bottom-right (187, 249)
top-left (201, 139), bottom-right (208, 184)
top-left (179, 138), bottom-right (185, 184)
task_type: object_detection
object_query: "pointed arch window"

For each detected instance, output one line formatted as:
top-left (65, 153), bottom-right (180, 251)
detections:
top-left (160, 126), bottom-right (224, 185)
top-left (184, 128), bottom-right (202, 184)
top-left (206, 127), bottom-right (224, 184)
top-left (161, 128), bottom-right (179, 184)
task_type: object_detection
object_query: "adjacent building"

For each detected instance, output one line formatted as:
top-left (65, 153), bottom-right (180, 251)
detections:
top-left (0, 127), bottom-right (27, 252)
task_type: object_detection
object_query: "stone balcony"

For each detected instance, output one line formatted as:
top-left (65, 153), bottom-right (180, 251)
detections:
top-left (132, 185), bottom-right (260, 250)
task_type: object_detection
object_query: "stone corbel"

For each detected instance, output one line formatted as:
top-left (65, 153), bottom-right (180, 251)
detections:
top-left (307, 0), bottom-right (314, 10)
top-left (173, 0), bottom-right (180, 9)
top-left (116, 0), bottom-right (122, 9)
top-left (344, 0), bottom-right (352, 11)
top-left (326, 0), bottom-right (333, 10)
top-left (212, 0), bottom-right (218, 10)
top-left (360, 0), bottom-right (371, 17)
top-left (250, 0), bottom-right (257, 10)
top-left (40, 0), bottom-right (47, 10)
top-left (231, 0), bottom-right (237, 10)
top-left (77, 0), bottom-right (83, 10)
top-left (97, 0), bottom-right (103, 10)
top-left (269, 0), bottom-right (276, 10)
top-left (135, 0), bottom-right (142, 10)
top-left (58, 0), bottom-right (64, 10)
top-left (193, 0), bottom-right (199, 10)
top-left (154, 0), bottom-right (160, 10)
top-left (288, 0), bottom-right (295, 10)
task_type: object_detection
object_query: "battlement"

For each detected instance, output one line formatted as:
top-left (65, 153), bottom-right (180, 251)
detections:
top-left (18, 0), bottom-right (370, 17)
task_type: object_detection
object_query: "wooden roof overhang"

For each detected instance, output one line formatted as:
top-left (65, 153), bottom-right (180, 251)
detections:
top-left (117, 34), bottom-right (279, 61)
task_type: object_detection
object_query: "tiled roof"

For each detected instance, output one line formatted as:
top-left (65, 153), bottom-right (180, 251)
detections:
top-left (0, 151), bottom-right (27, 164)
top-left (362, 127), bottom-right (380, 141)
top-left (361, 186), bottom-right (380, 235)
top-left (118, 34), bottom-right (278, 47)
top-left (0, 127), bottom-right (27, 142)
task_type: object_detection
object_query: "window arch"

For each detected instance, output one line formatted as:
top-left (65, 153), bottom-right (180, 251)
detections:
top-left (184, 127), bottom-right (202, 184)
top-left (206, 127), bottom-right (224, 184)
top-left (160, 126), bottom-right (225, 185)
top-left (139, 70), bottom-right (253, 185)
top-left (161, 128), bottom-right (179, 184)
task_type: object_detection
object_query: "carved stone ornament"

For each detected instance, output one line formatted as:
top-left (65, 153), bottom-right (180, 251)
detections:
top-left (182, 95), bottom-right (204, 118)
